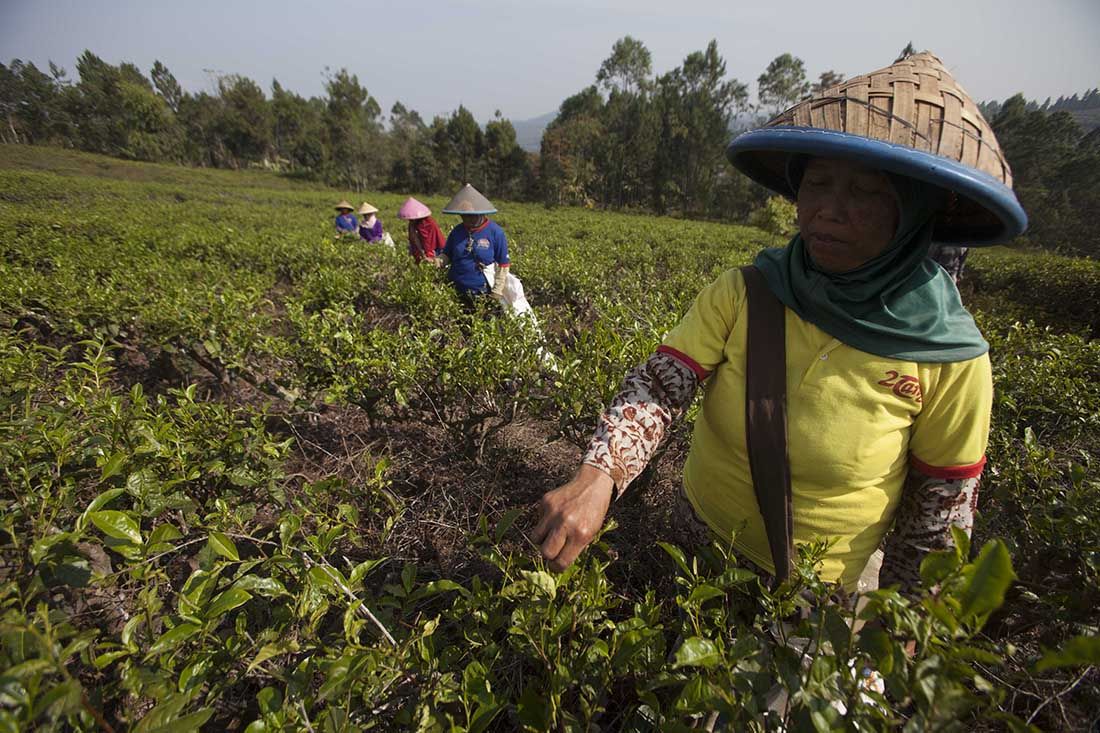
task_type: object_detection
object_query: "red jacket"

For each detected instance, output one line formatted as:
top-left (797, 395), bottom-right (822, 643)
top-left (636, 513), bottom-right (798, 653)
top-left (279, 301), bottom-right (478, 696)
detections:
top-left (409, 217), bottom-right (445, 262)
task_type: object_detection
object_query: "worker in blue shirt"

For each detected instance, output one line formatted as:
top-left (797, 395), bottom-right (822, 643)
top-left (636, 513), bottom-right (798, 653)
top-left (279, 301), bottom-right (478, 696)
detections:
top-left (334, 200), bottom-right (358, 238)
top-left (440, 184), bottom-right (510, 310)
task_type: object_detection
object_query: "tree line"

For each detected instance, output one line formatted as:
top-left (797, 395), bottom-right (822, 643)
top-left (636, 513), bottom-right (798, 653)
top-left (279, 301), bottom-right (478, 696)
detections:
top-left (2, 42), bottom-right (1098, 255)
top-left (0, 51), bottom-right (533, 199)
top-left (538, 40), bottom-right (853, 219)
top-left (0, 41), bottom-right (837, 218)
top-left (985, 92), bottom-right (1100, 257)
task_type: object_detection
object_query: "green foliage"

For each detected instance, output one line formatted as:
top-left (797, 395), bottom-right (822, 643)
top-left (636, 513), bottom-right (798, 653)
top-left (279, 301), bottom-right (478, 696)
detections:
top-left (748, 196), bottom-right (798, 238)
top-left (968, 247), bottom-right (1100, 335)
top-left (990, 95), bottom-right (1100, 257)
top-left (0, 146), bottom-right (1097, 729)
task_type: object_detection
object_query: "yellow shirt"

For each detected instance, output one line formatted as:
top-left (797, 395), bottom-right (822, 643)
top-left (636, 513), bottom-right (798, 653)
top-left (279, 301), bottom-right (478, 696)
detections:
top-left (662, 268), bottom-right (992, 589)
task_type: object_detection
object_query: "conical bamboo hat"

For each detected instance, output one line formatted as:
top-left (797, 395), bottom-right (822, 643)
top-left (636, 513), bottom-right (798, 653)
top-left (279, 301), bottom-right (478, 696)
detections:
top-left (397, 197), bottom-right (432, 220)
top-left (442, 184), bottom-right (497, 215)
top-left (727, 52), bottom-right (1026, 244)
top-left (334, 200), bottom-right (354, 211)
top-left (358, 202), bottom-right (379, 215)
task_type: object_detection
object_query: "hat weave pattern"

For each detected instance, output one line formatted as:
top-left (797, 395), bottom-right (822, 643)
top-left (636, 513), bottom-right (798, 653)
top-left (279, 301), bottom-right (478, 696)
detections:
top-left (769, 53), bottom-right (1012, 187)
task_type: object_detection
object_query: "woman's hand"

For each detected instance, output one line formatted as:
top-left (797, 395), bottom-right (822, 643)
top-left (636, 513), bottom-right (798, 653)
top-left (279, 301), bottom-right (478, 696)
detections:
top-left (531, 465), bottom-right (615, 571)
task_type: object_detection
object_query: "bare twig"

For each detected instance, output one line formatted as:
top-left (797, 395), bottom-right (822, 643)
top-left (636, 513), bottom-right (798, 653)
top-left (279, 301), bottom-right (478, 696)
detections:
top-left (1026, 667), bottom-right (1094, 725)
top-left (297, 701), bottom-right (316, 733)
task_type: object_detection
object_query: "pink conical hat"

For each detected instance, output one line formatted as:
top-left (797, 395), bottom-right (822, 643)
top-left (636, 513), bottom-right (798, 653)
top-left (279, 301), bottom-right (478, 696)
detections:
top-left (397, 197), bottom-right (432, 220)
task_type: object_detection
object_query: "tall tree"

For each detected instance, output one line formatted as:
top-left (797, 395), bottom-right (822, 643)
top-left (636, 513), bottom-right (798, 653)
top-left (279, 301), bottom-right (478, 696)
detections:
top-left (387, 101), bottom-right (447, 193)
top-left (757, 53), bottom-right (810, 115)
top-left (596, 36), bottom-right (652, 96)
top-left (594, 37), bottom-right (658, 208)
top-left (323, 68), bottom-right (382, 190)
top-left (812, 70), bottom-right (845, 94)
top-left (539, 86), bottom-right (605, 206)
top-left (69, 51), bottom-right (176, 160)
top-left (151, 60), bottom-right (183, 113)
top-left (271, 79), bottom-right (324, 171)
top-left (992, 94), bottom-right (1100, 255)
top-left (484, 111), bottom-right (527, 198)
top-left (0, 60), bottom-right (66, 144)
top-left (445, 105), bottom-right (483, 186)
top-left (655, 40), bottom-right (748, 216)
top-left (216, 75), bottom-right (271, 166)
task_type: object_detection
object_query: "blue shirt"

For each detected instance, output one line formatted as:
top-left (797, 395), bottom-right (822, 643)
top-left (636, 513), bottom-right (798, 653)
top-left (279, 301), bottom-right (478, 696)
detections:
top-left (335, 213), bottom-right (358, 232)
top-left (443, 220), bottom-right (510, 294)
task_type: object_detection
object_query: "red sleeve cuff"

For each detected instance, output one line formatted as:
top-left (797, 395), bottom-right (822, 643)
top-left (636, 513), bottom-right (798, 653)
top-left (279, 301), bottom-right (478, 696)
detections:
top-left (656, 345), bottom-right (711, 380)
top-left (909, 454), bottom-right (987, 480)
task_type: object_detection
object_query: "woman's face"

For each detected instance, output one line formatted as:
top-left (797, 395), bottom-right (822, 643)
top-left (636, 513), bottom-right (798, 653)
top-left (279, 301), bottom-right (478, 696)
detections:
top-left (460, 214), bottom-right (485, 229)
top-left (796, 158), bottom-right (899, 273)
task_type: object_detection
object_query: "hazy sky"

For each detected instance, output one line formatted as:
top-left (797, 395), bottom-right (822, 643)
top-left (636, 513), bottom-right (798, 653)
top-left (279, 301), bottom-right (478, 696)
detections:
top-left (2, 0), bottom-right (1097, 124)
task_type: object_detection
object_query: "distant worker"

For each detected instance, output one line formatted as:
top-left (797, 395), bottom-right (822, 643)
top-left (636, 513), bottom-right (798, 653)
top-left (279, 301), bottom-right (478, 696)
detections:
top-left (334, 200), bottom-right (358, 239)
top-left (929, 243), bottom-right (969, 284)
top-left (397, 197), bottom-right (446, 265)
top-left (439, 184), bottom-right (511, 310)
top-left (358, 202), bottom-right (394, 247)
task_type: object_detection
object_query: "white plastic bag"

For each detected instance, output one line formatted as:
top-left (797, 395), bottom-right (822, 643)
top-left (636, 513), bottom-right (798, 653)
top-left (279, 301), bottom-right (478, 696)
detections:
top-left (493, 271), bottom-right (559, 371)
top-left (498, 270), bottom-right (534, 317)
top-left (481, 262), bottom-right (496, 289)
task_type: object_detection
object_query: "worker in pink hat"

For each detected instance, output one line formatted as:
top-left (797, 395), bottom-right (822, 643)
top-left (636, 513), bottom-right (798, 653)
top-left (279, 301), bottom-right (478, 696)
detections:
top-left (397, 197), bottom-right (445, 264)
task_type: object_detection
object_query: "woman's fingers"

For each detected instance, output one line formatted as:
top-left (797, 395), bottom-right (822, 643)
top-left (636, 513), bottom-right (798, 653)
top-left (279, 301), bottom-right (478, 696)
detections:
top-left (539, 525), bottom-right (568, 565)
top-left (530, 506), bottom-right (553, 545)
top-left (530, 466), bottom-right (614, 572)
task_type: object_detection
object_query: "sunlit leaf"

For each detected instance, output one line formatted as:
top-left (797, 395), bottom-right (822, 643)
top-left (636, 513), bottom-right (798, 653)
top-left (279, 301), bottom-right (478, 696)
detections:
top-left (207, 532), bottom-right (240, 562)
top-left (204, 587), bottom-right (252, 620)
top-left (520, 570), bottom-right (557, 600)
top-left (147, 623), bottom-right (200, 656)
top-left (99, 452), bottom-right (127, 482)
top-left (959, 540), bottom-right (1016, 625)
top-left (672, 637), bottom-right (721, 669)
top-left (88, 510), bottom-right (142, 545)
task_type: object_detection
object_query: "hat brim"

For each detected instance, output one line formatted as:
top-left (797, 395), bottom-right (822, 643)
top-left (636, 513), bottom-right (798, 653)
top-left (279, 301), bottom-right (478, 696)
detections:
top-left (441, 207), bottom-right (497, 215)
top-left (727, 127), bottom-right (1027, 245)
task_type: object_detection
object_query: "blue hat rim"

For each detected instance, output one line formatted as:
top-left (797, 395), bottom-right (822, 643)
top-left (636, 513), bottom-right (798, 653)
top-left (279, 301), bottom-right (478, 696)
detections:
top-left (727, 126), bottom-right (1027, 245)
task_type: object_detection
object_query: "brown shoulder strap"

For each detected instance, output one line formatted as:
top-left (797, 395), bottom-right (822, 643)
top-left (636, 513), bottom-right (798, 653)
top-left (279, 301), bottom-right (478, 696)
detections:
top-left (740, 265), bottom-right (794, 584)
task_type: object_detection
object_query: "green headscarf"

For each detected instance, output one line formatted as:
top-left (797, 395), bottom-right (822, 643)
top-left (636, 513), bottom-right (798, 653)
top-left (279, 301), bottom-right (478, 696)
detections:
top-left (753, 166), bottom-right (988, 362)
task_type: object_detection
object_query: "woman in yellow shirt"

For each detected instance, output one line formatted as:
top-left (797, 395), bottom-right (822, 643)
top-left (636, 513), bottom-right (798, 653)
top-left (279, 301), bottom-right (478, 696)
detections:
top-left (532, 53), bottom-right (1027, 596)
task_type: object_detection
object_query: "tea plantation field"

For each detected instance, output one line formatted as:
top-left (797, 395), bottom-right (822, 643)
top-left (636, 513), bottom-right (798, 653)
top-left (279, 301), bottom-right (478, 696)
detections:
top-left (1, 145), bottom-right (1098, 731)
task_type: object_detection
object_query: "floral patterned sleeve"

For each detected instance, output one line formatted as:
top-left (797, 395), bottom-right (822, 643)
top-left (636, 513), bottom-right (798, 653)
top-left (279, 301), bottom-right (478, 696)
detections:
top-left (581, 351), bottom-right (701, 498)
top-left (878, 468), bottom-right (982, 597)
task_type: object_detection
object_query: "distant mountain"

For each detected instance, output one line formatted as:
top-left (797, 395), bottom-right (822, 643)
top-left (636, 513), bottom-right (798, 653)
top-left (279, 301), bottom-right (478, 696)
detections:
top-left (512, 111), bottom-right (557, 152)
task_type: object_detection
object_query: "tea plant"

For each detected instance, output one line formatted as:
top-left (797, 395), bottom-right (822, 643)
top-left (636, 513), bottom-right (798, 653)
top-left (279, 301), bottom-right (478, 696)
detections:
top-left (1, 146), bottom-right (1097, 730)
